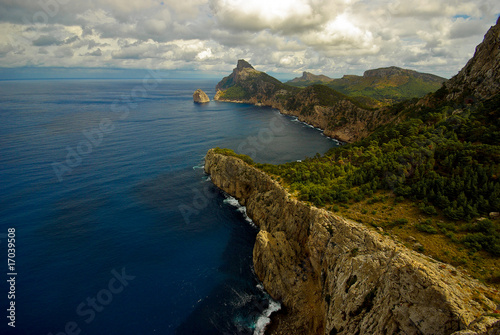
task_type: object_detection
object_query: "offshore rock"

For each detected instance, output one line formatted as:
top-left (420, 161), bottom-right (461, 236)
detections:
top-left (204, 149), bottom-right (500, 335)
top-left (193, 89), bottom-right (210, 103)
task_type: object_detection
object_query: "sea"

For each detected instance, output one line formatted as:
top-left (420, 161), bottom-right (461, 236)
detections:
top-left (0, 77), bottom-right (338, 335)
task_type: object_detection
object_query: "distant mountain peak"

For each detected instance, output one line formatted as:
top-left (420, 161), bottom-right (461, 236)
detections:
top-left (236, 59), bottom-right (255, 71)
top-left (216, 59), bottom-right (260, 92)
top-left (362, 67), bottom-right (445, 83)
top-left (289, 71), bottom-right (332, 83)
top-left (363, 66), bottom-right (404, 78)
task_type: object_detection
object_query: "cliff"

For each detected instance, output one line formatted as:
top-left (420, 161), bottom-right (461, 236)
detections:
top-left (204, 149), bottom-right (500, 335)
top-left (444, 17), bottom-right (500, 101)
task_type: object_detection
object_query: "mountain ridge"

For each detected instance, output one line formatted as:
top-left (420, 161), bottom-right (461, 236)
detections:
top-left (289, 71), bottom-right (332, 84)
top-left (286, 66), bottom-right (446, 107)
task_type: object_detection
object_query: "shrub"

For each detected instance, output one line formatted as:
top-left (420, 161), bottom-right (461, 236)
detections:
top-left (422, 205), bottom-right (438, 215)
top-left (393, 218), bottom-right (409, 225)
top-left (416, 223), bottom-right (438, 234)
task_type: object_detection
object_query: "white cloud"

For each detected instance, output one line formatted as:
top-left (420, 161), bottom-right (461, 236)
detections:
top-left (0, 0), bottom-right (498, 77)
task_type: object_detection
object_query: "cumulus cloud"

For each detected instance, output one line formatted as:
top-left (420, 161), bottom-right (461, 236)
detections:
top-left (83, 48), bottom-right (103, 56)
top-left (0, 0), bottom-right (498, 77)
top-left (32, 35), bottom-right (62, 46)
top-left (0, 43), bottom-right (13, 57)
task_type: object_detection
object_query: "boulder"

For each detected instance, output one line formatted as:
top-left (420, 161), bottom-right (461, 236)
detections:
top-left (193, 89), bottom-right (210, 103)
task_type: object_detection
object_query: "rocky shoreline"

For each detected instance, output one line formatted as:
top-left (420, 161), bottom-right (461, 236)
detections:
top-left (213, 93), bottom-right (375, 143)
top-left (204, 149), bottom-right (500, 335)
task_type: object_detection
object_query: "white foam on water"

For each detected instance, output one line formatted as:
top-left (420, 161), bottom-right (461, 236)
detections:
top-left (223, 195), bottom-right (257, 228)
top-left (229, 287), bottom-right (253, 308)
top-left (253, 284), bottom-right (281, 335)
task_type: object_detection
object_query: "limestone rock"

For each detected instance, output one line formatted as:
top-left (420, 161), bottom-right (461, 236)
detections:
top-left (445, 18), bottom-right (500, 100)
top-left (193, 89), bottom-right (210, 103)
top-left (214, 90), bottom-right (223, 101)
top-left (204, 149), bottom-right (500, 335)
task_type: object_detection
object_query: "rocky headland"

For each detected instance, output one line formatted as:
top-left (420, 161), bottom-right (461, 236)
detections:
top-left (214, 59), bottom-right (390, 143)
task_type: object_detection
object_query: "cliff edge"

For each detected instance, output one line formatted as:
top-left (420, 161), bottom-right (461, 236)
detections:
top-left (204, 149), bottom-right (500, 335)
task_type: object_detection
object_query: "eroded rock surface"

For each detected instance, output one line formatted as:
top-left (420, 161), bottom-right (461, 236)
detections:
top-left (193, 89), bottom-right (210, 103)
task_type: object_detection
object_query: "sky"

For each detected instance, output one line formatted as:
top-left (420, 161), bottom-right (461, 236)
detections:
top-left (0, 0), bottom-right (499, 80)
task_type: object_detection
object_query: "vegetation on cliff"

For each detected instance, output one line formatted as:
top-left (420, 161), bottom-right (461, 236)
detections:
top-left (257, 94), bottom-right (500, 259)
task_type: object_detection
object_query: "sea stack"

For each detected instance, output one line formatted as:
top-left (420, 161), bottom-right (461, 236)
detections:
top-left (193, 89), bottom-right (210, 103)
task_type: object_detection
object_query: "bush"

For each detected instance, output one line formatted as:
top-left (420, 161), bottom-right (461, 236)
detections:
top-left (395, 196), bottom-right (405, 203)
top-left (393, 218), bottom-right (409, 225)
top-left (214, 147), bottom-right (254, 165)
top-left (416, 223), bottom-right (438, 234)
top-left (422, 205), bottom-right (438, 215)
top-left (461, 232), bottom-right (500, 256)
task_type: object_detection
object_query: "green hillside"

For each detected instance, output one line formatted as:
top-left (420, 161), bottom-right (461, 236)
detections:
top-left (254, 93), bottom-right (500, 284)
top-left (288, 67), bottom-right (446, 107)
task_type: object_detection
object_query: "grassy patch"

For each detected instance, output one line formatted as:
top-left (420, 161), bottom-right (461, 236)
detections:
top-left (213, 147), bottom-right (254, 165)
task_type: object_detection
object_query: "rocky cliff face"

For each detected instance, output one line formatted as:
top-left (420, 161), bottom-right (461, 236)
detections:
top-left (216, 59), bottom-right (260, 92)
top-left (445, 18), bottom-right (500, 101)
top-left (204, 149), bottom-right (500, 335)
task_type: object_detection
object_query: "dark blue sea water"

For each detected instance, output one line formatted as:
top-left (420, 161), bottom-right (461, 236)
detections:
top-left (0, 77), bottom-right (337, 335)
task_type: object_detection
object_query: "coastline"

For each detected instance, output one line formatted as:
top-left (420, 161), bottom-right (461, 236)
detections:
top-left (204, 148), bottom-right (500, 335)
top-left (213, 97), bottom-right (346, 145)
